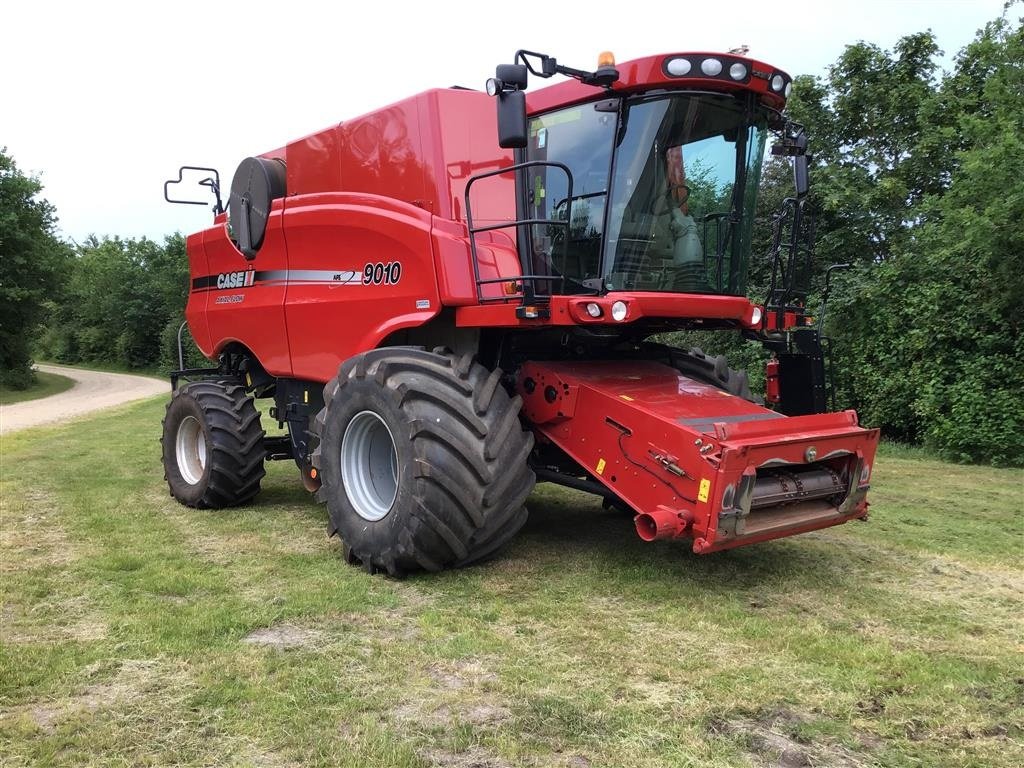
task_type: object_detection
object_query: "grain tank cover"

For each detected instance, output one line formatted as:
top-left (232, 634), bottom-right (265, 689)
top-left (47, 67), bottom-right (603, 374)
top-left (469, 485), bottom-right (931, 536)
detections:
top-left (228, 157), bottom-right (287, 258)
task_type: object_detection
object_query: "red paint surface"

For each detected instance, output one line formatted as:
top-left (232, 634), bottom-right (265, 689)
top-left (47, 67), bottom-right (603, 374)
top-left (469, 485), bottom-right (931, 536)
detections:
top-left (202, 201), bottom-right (293, 377)
top-left (517, 360), bottom-right (879, 553)
top-left (526, 53), bottom-right (790, 114)
top-left (180, 50), bottom-right (880, 551)
top-left (188, 52), bottom-right (795, 383)
top-left (455, 292), bottom-right (759, 328)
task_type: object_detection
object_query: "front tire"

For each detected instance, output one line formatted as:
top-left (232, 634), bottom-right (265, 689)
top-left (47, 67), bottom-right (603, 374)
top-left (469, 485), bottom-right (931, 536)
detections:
top-left (161, 381), bottom-right (266, 508)
top-left (311, 348), bottom-right (535, 576)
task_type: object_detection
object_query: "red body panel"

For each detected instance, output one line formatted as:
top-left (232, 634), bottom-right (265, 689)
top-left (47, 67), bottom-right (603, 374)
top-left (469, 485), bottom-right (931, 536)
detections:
top-left (526, 53), bottom-right (790, 114)
top-left (200, 202), bottom-right (293, 377)
top-left (184, 231), bottom-right (211, 353)
top-left (178, 49), bottom-right (880, 554)
top-left (189, 89), bottom-right (523, 380)
top-left (187, 54), bottom-right (797, 379)
top-left (455, 293), bottom-right (761, 328)
top-left (281, 193), bottom-right (439, 382)
top-left (427, 89), bottom-right (516, 222)
top-left (285, 125), bottom-right (343, 195)
top-left (517, 361), bottom-right (879, 552)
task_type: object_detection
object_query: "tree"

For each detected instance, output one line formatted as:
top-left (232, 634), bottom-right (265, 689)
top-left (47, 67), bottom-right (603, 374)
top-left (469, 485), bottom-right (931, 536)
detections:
top-left (791, 14), bottom-right (1024, 464)
top-left (841, 17), bottom-right (1023, 464)
top-left (0, 149), bottom-right (70, 388)
top-left (38, 233), bottom-right (194, 371)
top-left (785, 32), bottom-right (947, 271)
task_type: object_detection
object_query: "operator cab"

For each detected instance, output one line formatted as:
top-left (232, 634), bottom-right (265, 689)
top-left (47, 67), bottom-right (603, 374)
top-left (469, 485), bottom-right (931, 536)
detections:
top-left (525, 91), bottom-right (768, 297)
top-left (477, 49), bottom-right (793, 314)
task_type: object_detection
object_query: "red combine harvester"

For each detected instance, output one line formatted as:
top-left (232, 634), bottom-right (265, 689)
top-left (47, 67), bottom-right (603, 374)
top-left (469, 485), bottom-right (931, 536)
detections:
top-left (163, 49), bottom-right (879, 575)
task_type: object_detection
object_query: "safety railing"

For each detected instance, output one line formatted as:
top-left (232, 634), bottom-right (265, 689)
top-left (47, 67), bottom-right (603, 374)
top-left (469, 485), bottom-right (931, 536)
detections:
top-left (464, 161), bottom-right (574, 307)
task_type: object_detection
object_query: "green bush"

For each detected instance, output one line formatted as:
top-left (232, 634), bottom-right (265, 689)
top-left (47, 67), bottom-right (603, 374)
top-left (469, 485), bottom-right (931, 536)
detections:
top-left (159, 314), bottom-right (210, 374)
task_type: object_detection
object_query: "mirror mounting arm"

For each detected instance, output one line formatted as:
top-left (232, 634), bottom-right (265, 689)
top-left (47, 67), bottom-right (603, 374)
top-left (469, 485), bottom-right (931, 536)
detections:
top-left (488, 50), bottom-right (620, 149)
top-left (513, 49), bottom-right (619, 89)
top-left (163, 166), bottom-right (224, 214)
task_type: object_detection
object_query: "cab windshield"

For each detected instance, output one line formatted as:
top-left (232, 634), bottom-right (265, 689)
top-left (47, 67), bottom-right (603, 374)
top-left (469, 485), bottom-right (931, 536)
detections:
top-left (605, 94), bottom-right (767, 295)
top-left (524, 92), bottom-right (767, 296)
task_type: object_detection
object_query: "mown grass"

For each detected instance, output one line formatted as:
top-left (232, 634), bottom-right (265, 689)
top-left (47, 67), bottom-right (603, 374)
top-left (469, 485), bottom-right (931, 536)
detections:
top-left (1, 397), bottom-right (1021, 767)
top-left (0, 372), bottom-right (75, 406)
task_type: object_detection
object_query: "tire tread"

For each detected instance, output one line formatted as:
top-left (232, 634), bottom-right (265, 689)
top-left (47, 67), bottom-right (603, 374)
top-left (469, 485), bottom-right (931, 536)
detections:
top-left (161, 381), bottom-right (266, 509)
top-left (311, 347), bottom-right (534, 574)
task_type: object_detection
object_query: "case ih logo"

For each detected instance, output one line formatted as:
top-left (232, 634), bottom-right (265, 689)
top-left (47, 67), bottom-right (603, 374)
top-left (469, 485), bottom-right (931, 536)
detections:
top-left (217, 270), bottom-right (256, 289)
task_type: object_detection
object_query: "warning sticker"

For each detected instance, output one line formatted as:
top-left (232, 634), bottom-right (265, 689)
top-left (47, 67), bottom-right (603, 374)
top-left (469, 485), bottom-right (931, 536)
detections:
top-left (596, 458), bottom-right (607, 475)
top-left (698, 478), bottom-right (711, 503)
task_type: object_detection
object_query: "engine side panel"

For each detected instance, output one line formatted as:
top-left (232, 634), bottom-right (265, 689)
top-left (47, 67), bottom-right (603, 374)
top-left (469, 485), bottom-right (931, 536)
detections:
top-left (196, 202), bottom-right (293, 377)
top-left (281, 193), bottom-right (440, 382)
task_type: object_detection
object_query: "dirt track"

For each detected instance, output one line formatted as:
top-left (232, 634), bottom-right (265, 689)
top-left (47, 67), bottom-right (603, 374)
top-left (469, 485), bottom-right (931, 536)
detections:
top-left (0, 364), bottom-right (168, 435)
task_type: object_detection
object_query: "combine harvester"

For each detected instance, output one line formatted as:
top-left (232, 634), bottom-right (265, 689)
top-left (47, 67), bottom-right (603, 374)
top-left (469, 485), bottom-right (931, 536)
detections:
top-left (163, 48), bottom-right (878, 575)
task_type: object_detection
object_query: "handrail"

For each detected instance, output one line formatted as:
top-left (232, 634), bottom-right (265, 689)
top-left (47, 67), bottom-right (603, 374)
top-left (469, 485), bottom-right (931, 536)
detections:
top-left (464, 160), bottom-right (574, 304)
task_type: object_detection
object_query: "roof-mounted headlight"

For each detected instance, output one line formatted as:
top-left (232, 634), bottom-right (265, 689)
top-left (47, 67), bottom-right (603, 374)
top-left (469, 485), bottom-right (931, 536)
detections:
top-left (665, 57), bottom-right (692, 76)
top-left (701, 58), bottom-right (723, 76)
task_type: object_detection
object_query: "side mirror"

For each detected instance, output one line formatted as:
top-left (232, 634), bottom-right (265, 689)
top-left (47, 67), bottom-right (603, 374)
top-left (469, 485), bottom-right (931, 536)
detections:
top-left (497, 89), bottom-right (528, 148)
top-left (772, 124), bottom-right (811, 199)
top-left (794, 154), bottom-right (810, 198)
top-left (495, 63), bottom-right (528, 90)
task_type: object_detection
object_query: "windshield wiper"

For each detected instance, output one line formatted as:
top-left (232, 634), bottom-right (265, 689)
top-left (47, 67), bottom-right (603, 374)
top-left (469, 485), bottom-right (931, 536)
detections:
top-left (702, 210), bottom-right (739, 291)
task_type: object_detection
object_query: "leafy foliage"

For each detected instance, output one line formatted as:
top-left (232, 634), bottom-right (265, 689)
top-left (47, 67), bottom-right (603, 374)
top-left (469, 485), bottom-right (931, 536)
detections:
top-left (37, 233), bottom-right (204, 372)
top-left (0, 149), bottom-right (71, 388)
top-left (667, 12), bottom-right (1023, 465)
top-left (788, 14), bottom-right (1024, 465)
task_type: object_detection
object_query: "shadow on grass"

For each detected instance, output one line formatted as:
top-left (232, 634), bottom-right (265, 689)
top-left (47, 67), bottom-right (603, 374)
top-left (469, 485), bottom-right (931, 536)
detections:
top-left (520, 486), bottom-right (859, 587)
top-left (235, 462), bottom-right (863, 602)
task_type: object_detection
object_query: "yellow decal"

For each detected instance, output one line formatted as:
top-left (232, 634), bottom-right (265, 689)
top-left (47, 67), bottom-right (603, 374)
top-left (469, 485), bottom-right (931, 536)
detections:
top-left (532, 109), bottom-right (583, 131)
top-left (245, 372), bottom-right (252, 387)
top-left (596, 458), bottom-right (607, 475)
top-left (303, 390), bottom-right (309, 404)
top-left (698, 478), bottom-right (711, 503)
top-left (619, 394), bottom-right (634, 401)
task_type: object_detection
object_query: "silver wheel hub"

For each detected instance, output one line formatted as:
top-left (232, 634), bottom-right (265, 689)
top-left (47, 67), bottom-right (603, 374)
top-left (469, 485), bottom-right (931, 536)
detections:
top-left (341, 410), bottom-right (399, 522)
top-left (175, 415), bottom-right (207, 485)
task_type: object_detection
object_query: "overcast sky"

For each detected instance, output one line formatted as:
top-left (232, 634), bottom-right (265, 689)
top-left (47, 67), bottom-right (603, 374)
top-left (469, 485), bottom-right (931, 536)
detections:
top-left (3, 0), bottom-right (1008, 244)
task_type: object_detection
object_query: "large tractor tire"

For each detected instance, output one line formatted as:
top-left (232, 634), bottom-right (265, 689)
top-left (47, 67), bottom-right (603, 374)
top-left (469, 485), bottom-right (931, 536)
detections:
top-left (666, 346), bottom-right (758, 403)
top-left (311, 347), bottom-right (535, 576)
top-left (161, 381), bottom-right (266, 508)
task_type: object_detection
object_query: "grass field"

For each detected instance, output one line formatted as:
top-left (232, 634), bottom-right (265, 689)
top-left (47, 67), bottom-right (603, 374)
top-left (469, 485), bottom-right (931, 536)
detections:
top-left (1, 397), bottom-right (1021, 767)
top-left (0, 372), bottom-right (75, 406)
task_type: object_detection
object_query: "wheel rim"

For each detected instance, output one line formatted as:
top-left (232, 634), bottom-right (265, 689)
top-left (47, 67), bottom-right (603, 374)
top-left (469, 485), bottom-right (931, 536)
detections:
top-left (341, 410), bottom-right (399, 522)
top-left (175, 415), bottom-right (207, 485)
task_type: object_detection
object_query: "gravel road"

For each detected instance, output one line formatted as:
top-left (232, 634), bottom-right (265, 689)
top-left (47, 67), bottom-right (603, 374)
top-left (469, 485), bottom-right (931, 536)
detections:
top-left (0, 364), bottom-right (168, 435)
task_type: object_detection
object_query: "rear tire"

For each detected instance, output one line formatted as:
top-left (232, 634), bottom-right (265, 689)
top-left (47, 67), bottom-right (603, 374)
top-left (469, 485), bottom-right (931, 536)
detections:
top-left (311, 347), bottom-right (535, 576)
top-left (161, 381), bottom-right (266, 508)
